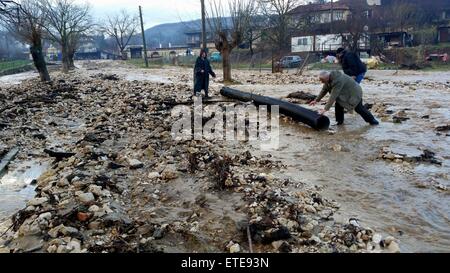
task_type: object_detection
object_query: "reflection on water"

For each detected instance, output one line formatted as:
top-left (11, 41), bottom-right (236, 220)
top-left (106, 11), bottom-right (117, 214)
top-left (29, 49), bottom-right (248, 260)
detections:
top-left (0, 160), bottom-right (49, 222)
top-left (230, 72), bottom-right (450, 252)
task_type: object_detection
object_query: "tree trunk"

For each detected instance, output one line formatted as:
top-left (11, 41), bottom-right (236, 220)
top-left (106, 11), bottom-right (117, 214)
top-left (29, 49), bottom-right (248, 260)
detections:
top-left (61, 45), bottom-right (70, 73)
top-left (221, 48), bottom-right (232, 83)
top-left (30, 40), bottom-right (50, 82)
top-left (68, 49), bottom-right (75, 70)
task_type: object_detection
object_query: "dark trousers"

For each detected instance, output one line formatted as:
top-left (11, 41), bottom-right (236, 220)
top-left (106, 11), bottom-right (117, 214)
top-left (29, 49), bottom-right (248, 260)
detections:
top-left (335, 100), bottom-right (377, 124)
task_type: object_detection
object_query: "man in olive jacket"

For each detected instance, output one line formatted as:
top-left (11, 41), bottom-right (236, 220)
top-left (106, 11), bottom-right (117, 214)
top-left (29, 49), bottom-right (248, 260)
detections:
top-left (309, 71), bottom-right (379, 126)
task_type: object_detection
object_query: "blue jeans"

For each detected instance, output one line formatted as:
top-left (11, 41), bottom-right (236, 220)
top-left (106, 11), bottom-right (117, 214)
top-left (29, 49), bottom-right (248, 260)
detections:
top-left (355, 73), bottom-right (365, 84)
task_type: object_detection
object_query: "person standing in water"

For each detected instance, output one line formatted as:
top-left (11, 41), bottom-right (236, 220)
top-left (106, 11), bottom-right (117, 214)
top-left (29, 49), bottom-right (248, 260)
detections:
top-left (336, 47), bottom-right (367, 84)
top-left (194, 49), bottom-right (216, 98)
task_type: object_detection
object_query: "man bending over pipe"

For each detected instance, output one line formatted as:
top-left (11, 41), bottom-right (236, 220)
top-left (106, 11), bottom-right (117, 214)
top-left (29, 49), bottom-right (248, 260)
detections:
top-left (309, 71), bottom-right (379, 126)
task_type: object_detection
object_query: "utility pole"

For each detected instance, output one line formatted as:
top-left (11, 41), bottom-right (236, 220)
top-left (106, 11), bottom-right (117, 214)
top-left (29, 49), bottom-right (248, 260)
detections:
top-left (139, 6), bottom-right (149, 68)
top-left (201, 0), bottom-right (207, 51)
top-left (330, 0), bottom-right (334, 34)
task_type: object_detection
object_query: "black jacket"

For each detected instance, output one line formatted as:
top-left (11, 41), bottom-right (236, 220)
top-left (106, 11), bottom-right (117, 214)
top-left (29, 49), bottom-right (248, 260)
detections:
top-left (340, 51), bottom-right (367, 77)
top-left (194, 57), bottom-right (216, 93)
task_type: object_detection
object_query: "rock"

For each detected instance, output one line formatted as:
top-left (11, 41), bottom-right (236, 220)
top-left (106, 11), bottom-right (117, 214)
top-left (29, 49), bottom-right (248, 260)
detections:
top-left (66, 239), bottom-right (82, 253)
top-left (88, 205), bottom-right (100, 212)
top-left (38, 212), bottom-right (52, 221)
top-left (262, 226), bottom-right (291, 244)
top-left (148, 172), bottom-right (160, 179)
top-left (103, 212), bottom-right (132, 227)
top-left (287, 91), bottom-right (316, 101)
top-left (48, 225), bottom-right (63, 238)
top-left (27, 197), bottom-right (48, 206)
top-left (273, 241), bottom-right (292, 253)
top-left (387, 241), bottom-right (400, 253)
top-left (78, 192), bottom-right (95, 204)
top-left (152, 227), bottom-right (165, 239)
top-left (61, 226), bottom-right (79, 236)
top-left (88, 221), bottom-right (102, 230)
top-left (301, 222), bottom-right (314, 232)
top-left (331, 144), bottom-right (342, 152)
top-left (47, 245), bottom-right (57, 253)
top-left (161, 165), bottom-right (178, 180)
top-left (129, 159), bottom-right (144, 169)
top-left (18, 222), bottom-right (41, 236)
top-left (88, 185), bottom-right (106, 197)
top-left (384, 236), bottom-right (396, 245)
top-left (77, 212), bottom-right (90, 222)
top-left (271, 240), bottom-right (283, 250)
top-left (304, 205), bottom-right (317, 214)
top-left (229, 243), bottom-right (241, 253)
top-left (372, 233), bottom-right (382, 245)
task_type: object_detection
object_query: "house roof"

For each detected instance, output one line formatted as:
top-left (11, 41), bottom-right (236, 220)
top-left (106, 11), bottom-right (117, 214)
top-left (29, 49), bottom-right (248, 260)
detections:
top-left (288, 1), bottom-right (350, 15)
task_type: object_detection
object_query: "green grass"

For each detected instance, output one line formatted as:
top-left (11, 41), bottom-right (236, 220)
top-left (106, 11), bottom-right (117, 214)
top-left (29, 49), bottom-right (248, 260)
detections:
top-left (0, 60), bottom-right (32, 73)
top-left (421, 62), bottom-right (450, 71)
top-left (127, 58), bottom-right (166, 69)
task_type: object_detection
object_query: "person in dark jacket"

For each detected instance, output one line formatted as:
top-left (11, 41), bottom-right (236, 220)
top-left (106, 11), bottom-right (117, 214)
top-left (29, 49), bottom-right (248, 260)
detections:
top-left (194, 49), bottom-right (216, 98)
top-left (336, 47), bottom-right (367, 84)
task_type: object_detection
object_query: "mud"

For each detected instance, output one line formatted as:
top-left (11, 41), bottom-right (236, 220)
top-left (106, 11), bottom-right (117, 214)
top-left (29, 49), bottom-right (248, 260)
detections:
top-left (0, 61), bottom-right (448, 253)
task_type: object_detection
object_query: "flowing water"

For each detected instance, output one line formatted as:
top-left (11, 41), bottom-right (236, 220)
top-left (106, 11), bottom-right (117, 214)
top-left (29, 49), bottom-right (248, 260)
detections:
top-left (1, 65), bottom-right (448, 252)
top-left (231, 70), bottom-right (450, 252)
top-left (0, 160), bottom-right (50, 223)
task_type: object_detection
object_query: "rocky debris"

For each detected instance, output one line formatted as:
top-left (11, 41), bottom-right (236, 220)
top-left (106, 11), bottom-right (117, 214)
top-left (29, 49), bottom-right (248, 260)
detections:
top-left (44, 149), bottom-right (76, 161)
top-left (287, 91), bottom-right (317, 103)
top-left (379, 147), bottom-right (442, 166)
top-left (0, 68), bottom-right (394, 254)
top-left (392, 110), bottom-right (410, 124)
top-left (128, 159), bottom-right (144, 170)
top-left (93, 73), bottom-right (120, 81)
top-left (435, 124), bottom-right (450, 136)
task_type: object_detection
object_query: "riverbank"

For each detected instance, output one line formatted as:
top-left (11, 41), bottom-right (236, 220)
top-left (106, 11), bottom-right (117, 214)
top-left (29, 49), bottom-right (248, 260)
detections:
top-left (1, 61), bottom-right (448, 253)
top-left (0, 61), bottom-right (34, 77)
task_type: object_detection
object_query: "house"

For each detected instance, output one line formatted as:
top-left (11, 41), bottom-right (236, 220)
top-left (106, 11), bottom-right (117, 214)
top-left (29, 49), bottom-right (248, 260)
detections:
top-left (288, 1), bottom-right (373, 53)
top-left (125, 45), bottom-right (143, 59)
top-left (438, 26), bottom-right (450, 43)
top-left (291, 33), bottom-right (370, 53)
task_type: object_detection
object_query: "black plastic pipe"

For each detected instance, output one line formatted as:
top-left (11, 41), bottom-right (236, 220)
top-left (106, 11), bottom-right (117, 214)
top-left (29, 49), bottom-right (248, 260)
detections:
top-left (220, 87), bottom-right (330, 131)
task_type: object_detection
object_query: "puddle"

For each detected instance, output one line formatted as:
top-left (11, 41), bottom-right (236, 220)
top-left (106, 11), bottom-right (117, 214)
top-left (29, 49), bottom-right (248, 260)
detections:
top-left (0, 159), bottom-right (50, 222)
top-left (0, 71), bottom-right (38, 85)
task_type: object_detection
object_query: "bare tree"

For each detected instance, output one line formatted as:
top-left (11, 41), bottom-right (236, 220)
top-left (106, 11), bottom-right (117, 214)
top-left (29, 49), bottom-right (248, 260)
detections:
top-left (335, 0), bottom-right (372, 52)
top-left (40, 0), bottom-right (92, 73)
top-left (0, 0), bottom-right (50, 81)
top-left (258, 0), bottom-right (303, 72)
top-left (102, 10), bottom-right (139, 60)
top-left (207, 0), bottom-right (256, 82)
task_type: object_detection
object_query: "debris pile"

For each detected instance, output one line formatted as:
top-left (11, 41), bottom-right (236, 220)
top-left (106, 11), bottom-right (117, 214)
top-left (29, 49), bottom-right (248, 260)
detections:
top-left (379, 147), bottom-right (442, 166)
top-left (0, 69), bottom-right (398, 253)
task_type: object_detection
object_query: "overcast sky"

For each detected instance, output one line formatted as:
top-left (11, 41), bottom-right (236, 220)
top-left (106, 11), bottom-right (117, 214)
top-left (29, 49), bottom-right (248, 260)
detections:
top-left (76, 0), bottom-right (203, 29)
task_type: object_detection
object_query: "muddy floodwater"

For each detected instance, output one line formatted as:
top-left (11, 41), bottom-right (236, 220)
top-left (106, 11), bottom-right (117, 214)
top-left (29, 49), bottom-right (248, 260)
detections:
top-left (0, 62), bottom-right (449, 252)
top-left (0, 160), bottom-right (49, 224)
top-left (232, 70), bottom-right (450, 252)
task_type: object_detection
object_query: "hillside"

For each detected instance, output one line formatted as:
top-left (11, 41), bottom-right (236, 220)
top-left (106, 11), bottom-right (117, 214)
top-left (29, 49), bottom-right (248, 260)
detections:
top-left (144, 20), bottom-right (202, 48)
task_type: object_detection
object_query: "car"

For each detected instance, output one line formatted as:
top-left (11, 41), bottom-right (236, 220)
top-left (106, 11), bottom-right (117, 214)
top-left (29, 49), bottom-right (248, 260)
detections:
top-left (210, 52), bottom-right (222, 62)
top-left (279, 56), bottom-right (302, 68)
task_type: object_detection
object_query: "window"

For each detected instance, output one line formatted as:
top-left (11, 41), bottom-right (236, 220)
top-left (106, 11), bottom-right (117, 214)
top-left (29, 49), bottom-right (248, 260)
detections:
top-left (334, 11), bottom-right (344, 21)
top-left (297, 38), bottom-right (309, 46)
